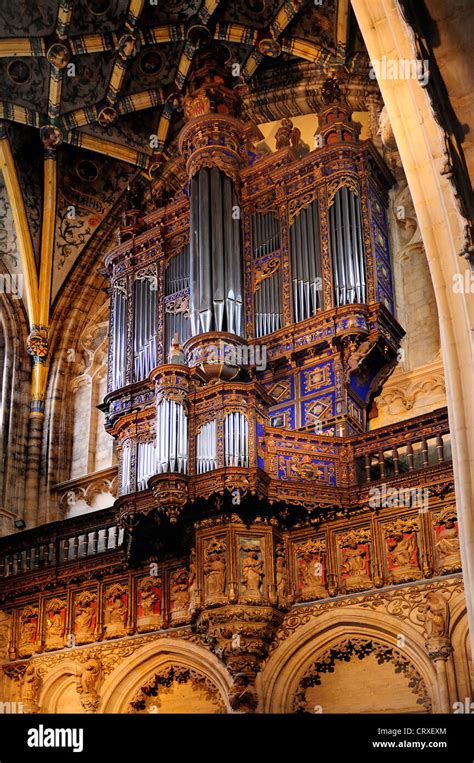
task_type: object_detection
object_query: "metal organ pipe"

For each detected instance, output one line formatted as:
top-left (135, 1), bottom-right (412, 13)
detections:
top-left (112, 286), bottom-right (126, 390)
top-left (165, 245), bottom-right (191, 351)
top-left (252, 211), bottom-right (282, 338)
top-left (137, 440), bottom-right (156, 491)
top-left (133, 275), bottom-right (157, 382)
top-left (290, 200), bottom-right (322, 324)
top-left (196, 420), bottom-right (217, 474)
top-left (224, 413), bottom-right (248, 467)
top-left (189, 168), bottom-right (242, 336)
top-left (156, 398), bottom-right (188, 474)
top-left (329, 187), bottom-right (366, 306)
top-left (120, 441), bottom-right (131, 495)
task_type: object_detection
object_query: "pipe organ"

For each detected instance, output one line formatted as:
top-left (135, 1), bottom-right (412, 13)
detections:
top-left (102, 59), bottom-right (401, 526)
top-left (120, 440), bottom-right (131, 495)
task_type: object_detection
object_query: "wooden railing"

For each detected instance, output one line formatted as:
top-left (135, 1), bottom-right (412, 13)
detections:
top-left (351, 408), bottom-right (451, 484)
top-left (0, 507), bottom-right (124, 578)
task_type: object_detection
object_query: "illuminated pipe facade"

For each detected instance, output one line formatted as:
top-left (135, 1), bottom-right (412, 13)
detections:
top-left (224, 412), bottom-right (248, 468)
top-left (290, 199), bottom-right (322, 321)
top-left (133, 274), bottom-right (157, 382)
top-left (329, 187), bottom-right (366, 306)
top-left (156, 397), bottom-right (188, 474)
top-left (196, 420), bottom-right (217, 474)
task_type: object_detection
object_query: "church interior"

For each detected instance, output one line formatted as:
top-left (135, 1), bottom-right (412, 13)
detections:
top-left (0, 0), bottom-right (472, 715)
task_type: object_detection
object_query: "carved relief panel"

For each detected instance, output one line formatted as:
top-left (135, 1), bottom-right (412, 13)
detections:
top-left (17, 605), bottom-right (39, 658)
top-left (336, 528), bottom-right (373, 593)
top-left (294, 538), bottom-right (327, 601)
top-left (383, 516), bottom-right (422, 584)
top-left (73, 590), bottom-right (98, 645)
top-left (44, 597), bottom-right (67, 651)
top-left (103, 582), bottom-right (128, 639)
top-left (238, 538), bottom-right (266, 604)
top-left (432, 506), bottom-right (461, 575)
top-left (202, 535), bottom-right (228, 606)
top-left (137, 575), bottom-right (163, 633)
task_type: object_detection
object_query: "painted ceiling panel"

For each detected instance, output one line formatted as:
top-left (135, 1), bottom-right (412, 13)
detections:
top-left (0, 0), bottom-right (57, 37)
top-left (122, 42), bottom-right (182, 92)
top-left (218, 0), bottom-right (276, 28)
top-left (0, 175), bottom-right (20, 275)
top-left (69, 0), bottom-right (128, 36)
top-left (140, 0), bottom-right (201, 26)
top-left (61, 52), bottom-right (117, 113)
top-left (78, 109), bottom-right (160, 155)
top-left (7, 124), bottom-right (43, 270)
top-left (0, 57), bottom-right (50, 114)
top-left (52, 146), bottom-right (135, 299)
top-left (284, 0), bottom-right (338, 54)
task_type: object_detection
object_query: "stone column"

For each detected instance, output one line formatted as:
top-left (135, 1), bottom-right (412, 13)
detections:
top-left (352, 0), bottom-right (474, 658)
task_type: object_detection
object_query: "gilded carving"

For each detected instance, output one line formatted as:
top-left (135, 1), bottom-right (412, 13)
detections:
top-left (337, 529), bottom-right (372, 592)
top-left (204, 537), bottom-right (227, 604)
top-left (44, 597), bottom-right (66, 651)
top-left (296, 539), bottom-right (326, 601)
top-left (104, 583), bottom-right (128, 639)
top-left (18, 605), bottom-right (39, 657)
top-left (240, 540), bottom-right (265, 603)
top-left (228, 673), bottom-right (258, 713)
top-left (170, 567), bottom-right (191, 625)
top-left (137, 576), bottom-right (162, 632)
top-left (384, 518), bottom-right (422, 583)
top-left (434, 508), bottom-right (461, 574)
top-left (74, 591), bottom-right (97, 645)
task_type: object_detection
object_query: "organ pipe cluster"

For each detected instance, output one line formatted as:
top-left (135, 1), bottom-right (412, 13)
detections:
top-left (290, 200), bottom-right (322, 322)
top-left (133, 275), bottom-right (157, 381)
top-left (329, 187), bottom-right (366, 306)
top-left (189, 168), bottom-right (243, 336)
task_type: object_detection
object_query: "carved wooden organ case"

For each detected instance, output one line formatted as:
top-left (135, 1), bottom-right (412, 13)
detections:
top-left (102, 55), bottom-right (404, 535)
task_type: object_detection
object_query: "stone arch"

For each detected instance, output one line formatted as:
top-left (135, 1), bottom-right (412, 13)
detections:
top-left (0, 289), bottom-right (30, 535)
top-left (449, 599), bottom-right (472, 704)
top-left (100, 638), bottom-right (232, 714)
top-left (39, 658), bottom-right (83, 714)
top-left (39, 236), bottom-right (115, 525)
top-left (259, 607), bottom-right (439, 713)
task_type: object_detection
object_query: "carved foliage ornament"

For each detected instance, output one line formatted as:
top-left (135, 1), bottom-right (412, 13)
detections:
top-left (294, 638), bottom-right (432, 713)
top-left (254, 258), bottom-right (280, 291)
top-left (127, 666), bottom-right (225, 713)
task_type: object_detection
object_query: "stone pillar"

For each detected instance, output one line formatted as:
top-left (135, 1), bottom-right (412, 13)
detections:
top-left (352, 0), bottom-right (474, 657)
